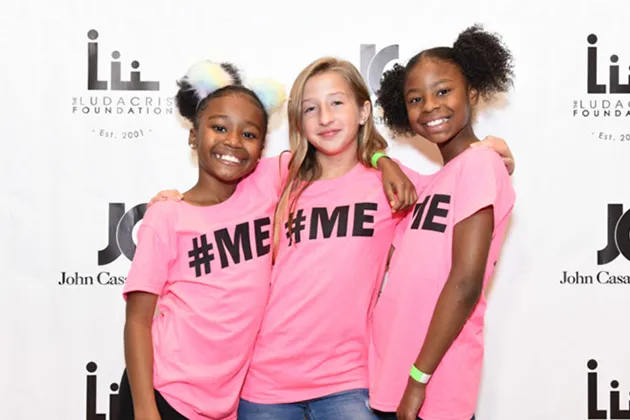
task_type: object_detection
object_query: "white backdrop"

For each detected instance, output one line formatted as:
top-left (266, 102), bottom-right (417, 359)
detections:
top-left (1, 0), bottom-right (629, 419)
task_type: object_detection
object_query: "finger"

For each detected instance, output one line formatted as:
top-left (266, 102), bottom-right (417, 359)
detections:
top-left (399, 185), bottom-right (411, 210)
top-left (402, 184), bottom-right (416, 211)
top-left (469, 140), bottom-right (488, 148)
top-left (411, 186), bottom-right (419, 205)
top-left (161, 190), bottom-right (183, 201)
top-left (147, 197), bottom-right (164, 208)
top-left (405, 185), bottom-right (417, 209)
top-left (384, 182), bottom-right (399, 212)
top-left (505, 157), bottom-right (515, 175)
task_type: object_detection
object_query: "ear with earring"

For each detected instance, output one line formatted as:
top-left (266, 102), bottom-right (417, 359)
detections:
top-left (188, 130), bottom-right (197, 149)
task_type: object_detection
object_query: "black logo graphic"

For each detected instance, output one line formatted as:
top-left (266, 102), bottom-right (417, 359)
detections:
top-left (587, 34), bottom-right (630, 94)
top-left (189, 234), bottom-right (215, 277)
top-left (410, 194), bottom-right (450, 232)
top-left (285, 203), bottom-right (378, 246)
top-left (597, 204), bottom-right (630, 265)
top-left (187, 217), bottom-right (272, 277)
top-left (360, 44), bottom-right (400, 96)
top-left (87, 29), bottom-right (159, 91)
top-left (86, 362), bottom-right (120, 420)
top-left (98, 203), bottom-right (147, 266)
top-left (587, 359), bottom-right (630, 419)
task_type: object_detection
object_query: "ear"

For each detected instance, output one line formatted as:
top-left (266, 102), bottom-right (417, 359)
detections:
top-left (188, 128), bottom-right (198, 149)
top-left (469, 87), bottom-right (479, 106)
top-left (359, 100), bottom-right (371, 125)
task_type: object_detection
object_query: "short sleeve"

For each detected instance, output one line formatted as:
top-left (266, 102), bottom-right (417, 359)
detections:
top-left (250, 151), bottom-right (292, 198)
top-left (122, 202), bottom-right (177, 300)
top-left (453, 148), bottom-right (515, 226)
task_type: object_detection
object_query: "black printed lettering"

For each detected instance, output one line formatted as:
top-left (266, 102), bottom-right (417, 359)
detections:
top-left (410, 194), bottom-right (450, 233)
top-left (285, 209), bottom-right (307, 245)
top-left (254, 217), bottom-right (271, 256)
top-left (411, 196), bottom-right (430, 230)
top-left (423, 194), bottom-right (450, 232)
top-left (310, 206), bottom-right (350, 239)
top-left (352, 202), bottom-right (378, 237)
top-left (214, 222), bottom-right (253, 268)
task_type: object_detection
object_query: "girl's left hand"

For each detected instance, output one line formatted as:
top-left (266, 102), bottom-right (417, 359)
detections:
top-left (471, 136), bottom-right (515, 175)
top-left (396, 380), bottom-right (426, 420)
top-left (379, 158), bottom-right (418, 212)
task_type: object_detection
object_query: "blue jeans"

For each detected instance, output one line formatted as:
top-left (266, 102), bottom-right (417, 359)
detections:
top-left (374, 412), bottom-right (475, 420)
top-left (238, 388), bottom-right (378, 420)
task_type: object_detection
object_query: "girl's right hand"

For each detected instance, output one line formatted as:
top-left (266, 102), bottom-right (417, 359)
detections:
top-left (148, 190), bottom-right (183, 207)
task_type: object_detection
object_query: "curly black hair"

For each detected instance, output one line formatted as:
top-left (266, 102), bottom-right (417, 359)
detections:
top-left (175, 62), bottom-right (269, 130)
top-left (376, 24), bottom-right (514, 136)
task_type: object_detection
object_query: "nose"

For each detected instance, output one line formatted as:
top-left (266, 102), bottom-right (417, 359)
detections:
top-left (318, 104), bottom-right (334, 126)
top-left (422, 96), bottom-right (439, 114)
top-left (224, 130), bottom-right (243, 147)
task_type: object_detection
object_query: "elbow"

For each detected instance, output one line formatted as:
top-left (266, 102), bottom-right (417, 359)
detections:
top-left (454, 277), bottom-right (484, 309)
top-left (124, 314), bottom-right (153, 334)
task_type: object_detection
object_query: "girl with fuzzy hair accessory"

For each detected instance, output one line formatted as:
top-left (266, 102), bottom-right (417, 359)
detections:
top-left (368, 24), bottom-right (516, 420)
top-left (119, 60), bottom-right (287, 420)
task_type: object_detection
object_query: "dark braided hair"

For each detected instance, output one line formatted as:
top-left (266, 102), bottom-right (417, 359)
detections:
top-left (376, 24), bottom-right (514, 136)
top-left (175, 62), bottom-right (269, 131)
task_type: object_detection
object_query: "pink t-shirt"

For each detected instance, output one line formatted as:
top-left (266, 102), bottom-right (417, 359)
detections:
top-left (122, 156), bottom-right (284, 420)
top-left (241, 162), bottom-right (427, 403)
top-left (369, 148), bottom-right (515, 420)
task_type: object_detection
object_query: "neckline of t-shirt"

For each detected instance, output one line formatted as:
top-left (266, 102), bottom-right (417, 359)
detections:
top-left (441, 146), bottom-right (480, 170)
top-left (177, 180), bottom-right (245, 213)
top-left (300, 162), bottom-right (367, 194)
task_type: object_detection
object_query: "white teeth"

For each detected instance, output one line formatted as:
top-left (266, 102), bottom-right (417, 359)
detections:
top-left (426, 118), bottom-right (448, 127)
top-left (215, 154), bottom-right (242, 164)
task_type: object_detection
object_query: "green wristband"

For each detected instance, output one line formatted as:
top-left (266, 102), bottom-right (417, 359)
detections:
top-left (371, 151), bottom-right (388, 169)
top-left (410, 365), bottom-right (432, 384)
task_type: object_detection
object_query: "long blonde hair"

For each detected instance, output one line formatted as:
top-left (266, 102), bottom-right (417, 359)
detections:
top-left (273, 57), bottom-right (388, 259)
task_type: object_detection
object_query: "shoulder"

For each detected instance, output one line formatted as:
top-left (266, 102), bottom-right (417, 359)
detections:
top-left (250, 151), bottom-right (292, 179)
top-left (460, 146), bottom-right (505, 169)
top-left (456, 147), bottom-right (515, 205)
top-left (141, 200), bottom-right (180, 231)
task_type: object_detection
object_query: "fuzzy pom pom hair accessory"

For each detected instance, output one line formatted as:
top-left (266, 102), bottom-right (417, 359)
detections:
top-left (248, 79), bottom-right (287, 114)
top-left (181, 60), bottom-right (287, 114)
top-left (182, 60), bottom-right (239, 100)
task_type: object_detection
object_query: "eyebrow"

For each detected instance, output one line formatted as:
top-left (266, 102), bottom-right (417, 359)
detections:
top-left (302, 91), bottom-right (349, 104)
top-left (405, 79), bottom-right (452, 95)
top-left (206, 114), bottom-right (262, 131)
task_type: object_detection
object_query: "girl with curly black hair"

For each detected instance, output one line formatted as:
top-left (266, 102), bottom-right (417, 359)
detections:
top-left (369, 25), bottom-right (517, 420)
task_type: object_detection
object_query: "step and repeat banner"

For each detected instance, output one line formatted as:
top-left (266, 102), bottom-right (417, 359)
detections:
top-left (0, 0), bottom-right (628, 418)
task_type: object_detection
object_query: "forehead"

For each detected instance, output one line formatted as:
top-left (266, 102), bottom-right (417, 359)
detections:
top-left (405, 58), bottom-right (465, 88)
top-left (203, 93), bottom-right (265, 121)
top-left (303, 71), bottom-right (352, 98)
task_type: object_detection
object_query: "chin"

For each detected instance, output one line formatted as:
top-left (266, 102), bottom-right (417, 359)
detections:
top-left (312, 139), bottom-right (356, 157)
top-left (417, 131), bottom-right (451, 145)
top-left (316, 147), bottom-right (345, 156)
top-left (215, 172), bottom-right (247, 183)
top-left (214, 165), bottom-right (256, 182)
